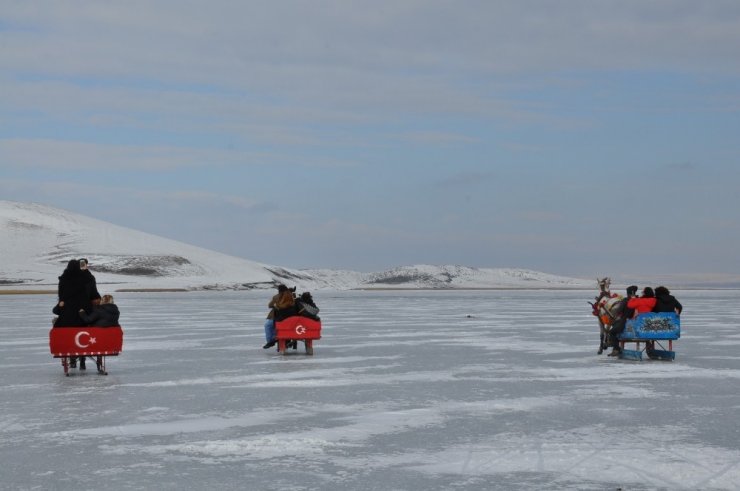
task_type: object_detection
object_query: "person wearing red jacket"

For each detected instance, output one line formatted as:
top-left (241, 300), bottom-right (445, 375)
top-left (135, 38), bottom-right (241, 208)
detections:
top-left (627, 287), bottom-right (657, 314)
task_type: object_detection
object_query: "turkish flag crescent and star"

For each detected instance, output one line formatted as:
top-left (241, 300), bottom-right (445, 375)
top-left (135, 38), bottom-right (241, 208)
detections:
top-left (275, 317), bottom-right (322, 339)
top-left (49, 326), bottom-right (123, 356)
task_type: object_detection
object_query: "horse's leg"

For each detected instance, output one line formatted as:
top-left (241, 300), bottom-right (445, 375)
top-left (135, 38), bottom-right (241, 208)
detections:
top-left (598, 322), bottom-right (606, 354)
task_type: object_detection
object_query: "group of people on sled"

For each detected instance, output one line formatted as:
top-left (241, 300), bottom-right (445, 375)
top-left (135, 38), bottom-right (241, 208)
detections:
top-left (595, 283), bottom-right (682, 357)
top-left (262, 283), bottom-right (320, 350)
top-left (52, 258), bottom-right (121, 370)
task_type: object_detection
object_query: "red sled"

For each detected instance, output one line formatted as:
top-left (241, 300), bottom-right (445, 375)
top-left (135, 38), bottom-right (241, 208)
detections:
top-left (275, 316), bottom-right (321, 356)
top-left (49, 326), bottom-right (123, 375)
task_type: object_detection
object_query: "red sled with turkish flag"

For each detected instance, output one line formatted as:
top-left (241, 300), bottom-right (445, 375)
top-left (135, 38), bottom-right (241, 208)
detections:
top-left (275, 316), bottom-right (321, 356)
top-left (49, 326), bottom-right (123, 376)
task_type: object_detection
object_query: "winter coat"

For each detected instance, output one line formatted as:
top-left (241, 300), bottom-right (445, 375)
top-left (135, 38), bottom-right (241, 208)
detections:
top-left (54, 260), bottom-right (92, 327)
top-left (82, 269), bottom-right (101, 303)
top-left (272, 291), bottom-right (297, 321)
top-left (613, 297), bottom-right (634, 320)
top-left (627, 296), bottom-right (657, 315)
top-left (79, 304), bottom-right (120, 327)
top-left (653, 294), bottom-right (683, 314)
top-left (296, 300), bottom-right (320, 320)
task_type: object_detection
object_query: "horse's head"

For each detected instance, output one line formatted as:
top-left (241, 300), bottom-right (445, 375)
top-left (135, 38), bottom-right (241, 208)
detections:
top-left (597, 277), bottom-right (611, 294)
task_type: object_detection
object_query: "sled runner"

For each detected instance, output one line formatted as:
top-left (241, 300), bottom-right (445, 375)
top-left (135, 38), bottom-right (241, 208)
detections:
top-left (49, 326), bottom-right (123, 375)
top-left (618, 313), bottom-right (680, 361)
top-left (275, 316), bottom-right (321, 356)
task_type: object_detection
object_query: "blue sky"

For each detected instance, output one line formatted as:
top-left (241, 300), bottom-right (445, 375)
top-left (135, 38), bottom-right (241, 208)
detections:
top-left (2, 1), bottom-right (739, 280)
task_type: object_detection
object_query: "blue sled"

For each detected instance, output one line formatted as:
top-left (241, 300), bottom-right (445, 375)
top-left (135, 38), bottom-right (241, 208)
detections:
top-left (621, 312), bottom-right (680, 340)
top-left (620, 349), bottom-right (643, 361)
top-left (618, 313), bottom-right (680, 361)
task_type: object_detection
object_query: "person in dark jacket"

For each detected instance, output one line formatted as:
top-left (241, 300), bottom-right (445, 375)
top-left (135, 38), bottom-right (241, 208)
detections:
top-left (78, 294), bottom-right (120, 372)
top-left (80, 258), bottom-right (101, 306)
top-left (54, 259), bottom-right (91, 327)
top-left (607, 285), bottom-right (638, 356)
top-left (296, 292), bottom-right (320, 320)
top-left (652, 286), bottom-right (683, 315)
top-left (79, 294), bottom-right (120, 327)
top-left (54, 259), bottom-right (94, 369)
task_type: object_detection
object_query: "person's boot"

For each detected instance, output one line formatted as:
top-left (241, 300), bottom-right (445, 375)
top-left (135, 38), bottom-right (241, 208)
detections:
top-left (79, 357), bottom-right (86, 370)
top-left (263, 341), bottom-right (276, 349)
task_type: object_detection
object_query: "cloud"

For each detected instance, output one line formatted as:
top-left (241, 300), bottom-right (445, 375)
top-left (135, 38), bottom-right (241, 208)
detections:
top-left (663, 162), bottom-right (697, 172)
top-left (434, 171), bottom-right (496, 189)
top-left (0, 138), bottom-right (358, 171)
top-left (397, 132), bottom-right (479, 145)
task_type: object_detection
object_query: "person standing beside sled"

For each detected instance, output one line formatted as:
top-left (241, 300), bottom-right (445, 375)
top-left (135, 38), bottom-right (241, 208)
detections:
top-left (262, 284), bottom-right (296, 349)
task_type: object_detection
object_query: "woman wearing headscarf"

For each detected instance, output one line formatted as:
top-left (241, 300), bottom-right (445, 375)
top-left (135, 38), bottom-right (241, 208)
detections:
top-left (54, 259), bottom-right (95, 369)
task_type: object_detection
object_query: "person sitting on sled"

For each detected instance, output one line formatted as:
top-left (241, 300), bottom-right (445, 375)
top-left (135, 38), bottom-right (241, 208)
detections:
top-left (606, 285), bottom-right (638, 356)
top-left (78, 294), bottom-right (120, 371)
top-left (652, 286), bottom-right (683, 315)
top-left (627, 286), bottom-right (656, 314)
top-left (263, 284), bottom-right (296, 349)
top-left (78, 294), bottom-right (120, 327)
top-left (296, 291), bottom-right (320, 321)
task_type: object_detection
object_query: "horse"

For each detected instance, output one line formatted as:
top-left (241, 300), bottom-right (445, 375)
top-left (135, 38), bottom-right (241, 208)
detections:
top-left (588, 277), bottom-right (624, 354)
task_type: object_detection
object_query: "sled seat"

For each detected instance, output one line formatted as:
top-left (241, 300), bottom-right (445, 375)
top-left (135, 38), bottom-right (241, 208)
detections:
top-left (49, 326), bottom-right (123, 375)
top-left (618, 313), bottom-right (680, 361)
top-left (275, 316), bottom-right (321, 356)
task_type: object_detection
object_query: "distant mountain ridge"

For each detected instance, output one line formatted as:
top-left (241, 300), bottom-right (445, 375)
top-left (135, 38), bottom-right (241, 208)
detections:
top-left (1, 200), bottom-right (591, 291)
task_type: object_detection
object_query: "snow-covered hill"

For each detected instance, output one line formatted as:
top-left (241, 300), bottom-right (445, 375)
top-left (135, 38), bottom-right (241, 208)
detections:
top-left (0, 201), bottom-right (591, 291)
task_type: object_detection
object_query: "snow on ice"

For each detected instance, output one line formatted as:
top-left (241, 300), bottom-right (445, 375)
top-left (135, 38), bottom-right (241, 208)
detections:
top-left (2, 289), bottom-right (740, 490)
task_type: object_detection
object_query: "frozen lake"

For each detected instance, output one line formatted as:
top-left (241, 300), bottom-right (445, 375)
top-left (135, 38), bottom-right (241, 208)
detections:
top-left (2, 290), bottom-right (740, 490)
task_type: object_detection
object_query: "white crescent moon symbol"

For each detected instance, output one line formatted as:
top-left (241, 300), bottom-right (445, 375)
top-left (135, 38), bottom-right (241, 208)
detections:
top-left (75, 331), bottom-right (91, 348)
top-left (295, 325), bottom-right (306, 335)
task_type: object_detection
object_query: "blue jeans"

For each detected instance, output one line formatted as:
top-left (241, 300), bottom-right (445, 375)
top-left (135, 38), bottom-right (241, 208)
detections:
top-left (264, 318), bottom-right (275, 343)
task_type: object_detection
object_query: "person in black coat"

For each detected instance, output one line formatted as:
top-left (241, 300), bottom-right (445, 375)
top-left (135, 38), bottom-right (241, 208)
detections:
top-left (80, 258), bottom-right (101, 306)
top-left (79, 294), bottom-right (120, 327)
top-left (54, 259), bottom-right (95, 369)
top-left (653, 286), bottom-right (683, 315)
top-left (54, 259), bottom-right (92, 328)
top-left (296, 292), bottom-right (320, 320)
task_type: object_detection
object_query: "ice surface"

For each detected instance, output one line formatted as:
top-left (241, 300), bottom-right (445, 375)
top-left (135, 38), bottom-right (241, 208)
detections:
top-left (2, 290), bottom-right (740, 490)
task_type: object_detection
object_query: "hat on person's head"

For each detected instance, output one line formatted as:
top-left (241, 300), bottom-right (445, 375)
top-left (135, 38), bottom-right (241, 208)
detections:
top-left (626, 285), bottom-right (638, 296)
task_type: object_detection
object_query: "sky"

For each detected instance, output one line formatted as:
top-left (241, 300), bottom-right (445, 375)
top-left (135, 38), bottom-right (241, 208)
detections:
top-left (1, 1), bottom-right (740, 280)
